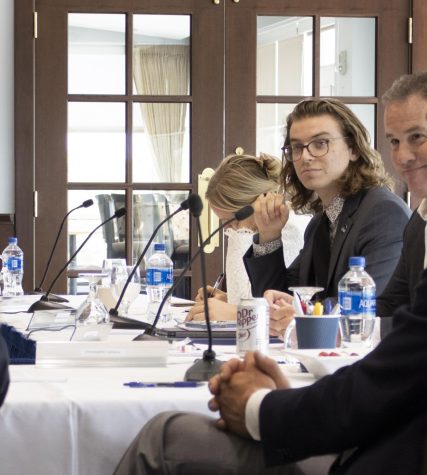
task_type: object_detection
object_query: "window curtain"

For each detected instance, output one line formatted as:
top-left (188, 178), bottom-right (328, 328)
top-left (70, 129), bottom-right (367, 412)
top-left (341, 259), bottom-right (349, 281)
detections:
top-left (133, 45), bottom-right (189, 182)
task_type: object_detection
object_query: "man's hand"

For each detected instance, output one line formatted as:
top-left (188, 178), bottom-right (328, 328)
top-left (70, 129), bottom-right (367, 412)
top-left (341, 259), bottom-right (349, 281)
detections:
top-left (269, 301), bottom-right (296, 339)
top-left (208, 352), bottom-right (291, 437)
top-left (185, 300), bottom-right (237, 322)
top-left (263, 289), bottom-right (293, 308)
top-left (253, 193), bottom-right (289, 243)
top-left (263, 290), bottom-right (295, 339)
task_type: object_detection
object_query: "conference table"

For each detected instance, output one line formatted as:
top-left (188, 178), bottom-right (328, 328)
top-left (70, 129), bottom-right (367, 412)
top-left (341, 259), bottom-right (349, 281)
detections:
top-left (0, 295), bottom-right (316, 475)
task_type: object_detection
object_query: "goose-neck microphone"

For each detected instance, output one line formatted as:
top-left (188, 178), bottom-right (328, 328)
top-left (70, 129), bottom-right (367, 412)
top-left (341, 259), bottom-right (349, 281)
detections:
top-left (133, 205), bottom-right (254, 382)
top-left (28, 208), bottom-right (126, 313)
top-left (33, 199), bottom-right (94, 302)
top-left (136, 204), bottom-right (254, 338)
top-left (108, 194), bottom-right (197, 321)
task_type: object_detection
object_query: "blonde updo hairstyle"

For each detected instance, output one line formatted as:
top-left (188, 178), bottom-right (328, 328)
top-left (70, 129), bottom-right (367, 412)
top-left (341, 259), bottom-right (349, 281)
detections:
top-left (206, 153), bottom-right (281, 213)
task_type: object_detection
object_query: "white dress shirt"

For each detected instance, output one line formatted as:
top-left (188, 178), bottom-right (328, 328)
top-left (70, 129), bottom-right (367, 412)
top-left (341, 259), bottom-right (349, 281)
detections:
top-left (417, 198), bottom-right (427, 269)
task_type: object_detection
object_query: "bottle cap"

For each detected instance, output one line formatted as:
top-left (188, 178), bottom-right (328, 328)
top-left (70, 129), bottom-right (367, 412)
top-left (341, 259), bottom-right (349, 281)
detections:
top-left (8, 237), bottom-right (17, 244)
top-left (349, 256), bottom-right (365, 267)
top-left (153, 243), bottom-right (166, 252)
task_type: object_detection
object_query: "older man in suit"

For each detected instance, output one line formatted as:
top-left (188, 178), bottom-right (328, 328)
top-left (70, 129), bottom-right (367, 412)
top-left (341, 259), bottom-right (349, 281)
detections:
top-left (114, 73), bottom-right (427, 475)
top-left (375, 72), bottom-right (427, 335)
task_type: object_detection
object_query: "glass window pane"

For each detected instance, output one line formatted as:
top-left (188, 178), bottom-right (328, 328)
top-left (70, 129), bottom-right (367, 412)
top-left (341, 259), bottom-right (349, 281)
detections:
top-left (67, 190), bottom-right (126, 294)
top-left (67, 190), bottom-right (126, 268)
top-left (257, 103), bottom-right (376, 157)
top-left (347, 104), bottom-right (376, 146)
top-left (133, 103), bottom-right (190, 183)
top-left (256, 103), bottom-right (296, 157)
top-left (133, 191), bottom-right (189, 272)
top-left (133, 15), bottom-right (190, 96)
top-left (257, 16), bottom-right (313, 96)
top-left (320, 17), bottom-right (375, 97)
top-left (68, 102), bottom-right (126, 183)
top-left (68, 14), bottom-right (125, 95)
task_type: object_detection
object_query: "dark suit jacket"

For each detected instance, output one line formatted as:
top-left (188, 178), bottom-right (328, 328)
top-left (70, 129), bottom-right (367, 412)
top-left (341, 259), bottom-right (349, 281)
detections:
top-left (377, 210), bottom-right (425, 336)
top-left (243, 187), bottom-right (411, 297)
top-left (259, 269), bottom-right (427, 474)
top-left (0, 333), bottom-right (9, 407)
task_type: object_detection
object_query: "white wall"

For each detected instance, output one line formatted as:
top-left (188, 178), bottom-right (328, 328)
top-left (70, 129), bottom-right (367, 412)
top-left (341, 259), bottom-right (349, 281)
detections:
top-left (0, 0), bottom-right (14, 213)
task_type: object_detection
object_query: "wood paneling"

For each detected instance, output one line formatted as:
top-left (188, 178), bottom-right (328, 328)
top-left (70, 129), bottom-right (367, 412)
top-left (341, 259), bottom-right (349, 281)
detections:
top-left (412, 0), bottom-right (427, 72)
top-left (15, 0), bottom-right (35, 291)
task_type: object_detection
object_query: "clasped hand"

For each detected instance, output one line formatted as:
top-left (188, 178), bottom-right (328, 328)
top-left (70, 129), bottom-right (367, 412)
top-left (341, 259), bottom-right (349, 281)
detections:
top-left (264, 290), bottom-right (296, 339)
top-left (207, 351), bottom-right (290, 438)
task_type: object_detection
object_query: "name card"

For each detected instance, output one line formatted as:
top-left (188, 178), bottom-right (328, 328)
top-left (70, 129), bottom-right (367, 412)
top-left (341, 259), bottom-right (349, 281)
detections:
top-left (36, 341), bottom-right (168, 367)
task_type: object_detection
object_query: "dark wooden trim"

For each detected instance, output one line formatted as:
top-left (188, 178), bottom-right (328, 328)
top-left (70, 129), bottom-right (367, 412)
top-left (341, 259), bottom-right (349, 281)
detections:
top-left (66, 183), bottom-right (191, 190)
top-left (0, 215), bottom-right (15, 225)
top-left (412, 0), bottom-right (427, 72)
top-left (313, 15), bottom-right (320, 98)
top-left (190, 2), bottom-right (225, 295)
top-left (68, 95), bottom-right (192, 102)
top-left (256, 96), bottom-right (379, 104)
top-left (225, 1), bottom-right (257, 158)
top-left (15, 0), bottom-right (35, 292)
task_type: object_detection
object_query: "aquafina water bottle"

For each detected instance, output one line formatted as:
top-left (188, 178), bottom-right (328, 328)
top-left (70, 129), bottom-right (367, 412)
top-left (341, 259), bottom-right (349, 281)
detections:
top-left (338, 256), bottom-right (376, 348)
top-left (145, 243), bottom-right (173, 323)
top-left (2, 237), bottom-right (24, 297)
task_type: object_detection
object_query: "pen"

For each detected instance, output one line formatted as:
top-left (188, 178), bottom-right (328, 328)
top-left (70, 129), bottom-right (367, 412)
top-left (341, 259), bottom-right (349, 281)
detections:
top-left (208, 272), bottom-right (225, 298)
top-left (324, 297), bottom-right (335, 314)
top-left (123, 381), bottom-right (204, 388)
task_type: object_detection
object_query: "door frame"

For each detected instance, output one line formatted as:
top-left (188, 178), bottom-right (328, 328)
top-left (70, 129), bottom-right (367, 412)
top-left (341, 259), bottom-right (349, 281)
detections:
top-left (15, 0), bottom-right (427, 292)
top-left (15, 0), bottom-right (225, 294)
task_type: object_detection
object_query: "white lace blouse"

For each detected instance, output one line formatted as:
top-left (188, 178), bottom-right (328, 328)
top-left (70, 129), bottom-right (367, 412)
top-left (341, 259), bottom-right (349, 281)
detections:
top-left (224, 211), bottom-right (310, 305)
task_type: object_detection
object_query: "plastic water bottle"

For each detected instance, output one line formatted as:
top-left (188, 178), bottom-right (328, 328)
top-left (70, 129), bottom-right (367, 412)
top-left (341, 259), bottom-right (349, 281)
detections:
top-left (2, 237), bottom-right (24, 297)
top-left (338, 256), bottom-right (376, 348)
top-left (146, 243), bottom-right (173, 323)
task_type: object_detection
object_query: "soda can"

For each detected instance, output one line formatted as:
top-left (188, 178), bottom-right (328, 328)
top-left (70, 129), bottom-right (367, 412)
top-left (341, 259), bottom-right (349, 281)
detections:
top-left (236, 298), bottom-right (269, 356)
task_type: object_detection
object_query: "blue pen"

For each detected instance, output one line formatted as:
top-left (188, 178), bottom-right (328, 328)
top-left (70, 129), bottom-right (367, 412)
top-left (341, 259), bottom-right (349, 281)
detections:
top-left (123, 381), bottom-right (204, 388)
top-left (323, 297), bottom-right (335, 315)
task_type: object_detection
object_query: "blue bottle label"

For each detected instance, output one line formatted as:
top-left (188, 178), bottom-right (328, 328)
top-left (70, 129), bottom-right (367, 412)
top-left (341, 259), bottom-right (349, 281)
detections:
top-left (339, 289), bottom-right (376, 316)
top-left (146, 268), bottom-right (172, 286)
top-left (6, 257), bottom-right (23, 271)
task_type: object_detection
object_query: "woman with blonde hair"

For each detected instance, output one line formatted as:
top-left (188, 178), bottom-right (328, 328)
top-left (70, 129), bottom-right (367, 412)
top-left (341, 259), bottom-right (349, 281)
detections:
top-left (186, 153), bottom-right (308, 321)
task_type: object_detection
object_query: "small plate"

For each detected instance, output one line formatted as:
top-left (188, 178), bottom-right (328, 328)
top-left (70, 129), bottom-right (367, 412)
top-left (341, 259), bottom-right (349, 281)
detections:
top-left (178, 320), bottom-right (236, 331)
top-left (284, 348), bottom-right (369, 379)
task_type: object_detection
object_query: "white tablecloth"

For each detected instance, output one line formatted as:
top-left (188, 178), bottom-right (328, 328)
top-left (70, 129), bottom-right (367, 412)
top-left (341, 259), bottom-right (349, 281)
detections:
top-left (0, 296), bottom-right (315, 475)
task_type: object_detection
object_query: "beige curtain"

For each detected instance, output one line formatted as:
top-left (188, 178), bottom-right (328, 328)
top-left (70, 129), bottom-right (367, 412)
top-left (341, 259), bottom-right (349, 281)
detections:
top-left (133, 45), bottom-right (189, 182)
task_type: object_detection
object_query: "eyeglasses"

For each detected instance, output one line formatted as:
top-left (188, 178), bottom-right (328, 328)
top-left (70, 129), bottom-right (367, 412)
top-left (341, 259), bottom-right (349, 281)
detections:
top-left (281, 137), bottom-right (349, 163)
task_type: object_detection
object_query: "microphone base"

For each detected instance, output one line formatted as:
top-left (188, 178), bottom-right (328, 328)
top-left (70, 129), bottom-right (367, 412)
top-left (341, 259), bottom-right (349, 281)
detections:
top-left (184, 350), bottom-right (223, 382)
top-left (27, 298), bottom-right (74, 313)
top-left (133, 332), bottom-right (162, 341)
top-left (109, 311), bottom-right (155, 332)
top-left (29, 290), bottom-right (69, 303)
top-left (132, 325), bottom-right (170, 341)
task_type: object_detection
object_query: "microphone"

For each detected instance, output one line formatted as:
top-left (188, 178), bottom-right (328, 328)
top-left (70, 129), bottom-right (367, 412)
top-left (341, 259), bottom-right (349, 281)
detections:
top-left (27, 208), bottom-right (126, 313)
top-left (134, 205), bottom-right (254, 382)
top-left (185, 194), bottom-right (223, 381)
top-left (135, 204), bottom-right (254, 337)
top-left (33, 199), bottom-right (94, 302)
top-left (108, 195), bottom-right (195, 322)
